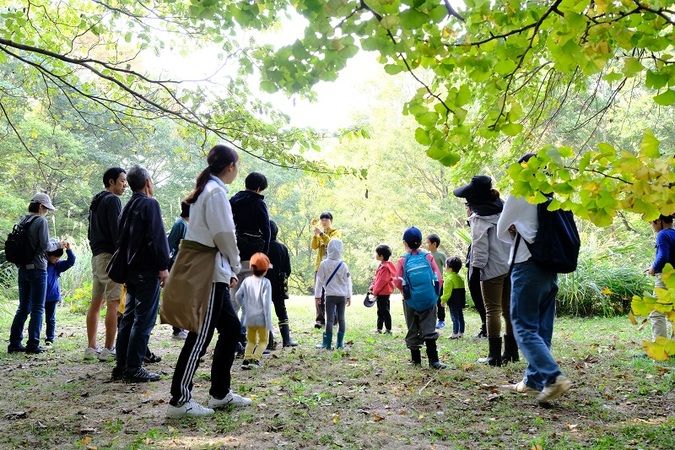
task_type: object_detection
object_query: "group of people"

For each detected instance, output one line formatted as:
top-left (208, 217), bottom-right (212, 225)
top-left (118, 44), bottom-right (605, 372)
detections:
top-left (6, 147), bottom-right (673, 415)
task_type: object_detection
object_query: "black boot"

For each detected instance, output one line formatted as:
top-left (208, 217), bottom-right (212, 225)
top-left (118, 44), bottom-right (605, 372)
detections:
top-left (425, 339), bottom-right (447, 369)
top-left (266, 331), bottom-right (277, 351)
top-left (487, 337), bottom-right (503, 367)
top-left (410, 348), bottom-right (422, 366)
top-left (280, 323), bottom-right (298, 347)
top-left (475, 322), bottom-right (487, 339)
top-left (501, 333), bottom-right (519, 364)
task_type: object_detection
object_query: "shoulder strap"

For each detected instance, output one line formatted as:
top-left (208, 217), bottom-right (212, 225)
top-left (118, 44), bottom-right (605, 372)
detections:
top-left (325, 261), bottom-right (343, 288)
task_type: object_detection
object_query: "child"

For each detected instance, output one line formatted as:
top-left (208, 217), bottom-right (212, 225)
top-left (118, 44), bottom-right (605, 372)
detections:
top-left (314, 239), bottom-right (352, 349)
top-left (394, 227), bottom-right (446, 369)
top-left (44, 239), bottom-right (76, 346)
top-left (370, 244), bottom-right (396, 334)
top-left (440, 257), bottom-right (466, 339)
top-left (426, 234), bottom-right (447, 329)
top-left (236, 252), bottom-right (274, 369)
top-left (647, 214), bottom-right (675, 341)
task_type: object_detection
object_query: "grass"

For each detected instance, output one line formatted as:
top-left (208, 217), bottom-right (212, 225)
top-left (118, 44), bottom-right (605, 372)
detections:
top-left (0, 295), bottom-right (673, 449)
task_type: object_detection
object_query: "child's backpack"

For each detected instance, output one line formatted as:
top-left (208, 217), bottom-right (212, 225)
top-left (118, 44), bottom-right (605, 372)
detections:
top-left (402, 251), bottom-right (438, 311)
top-left (520, 196), bottom-right (580, 273)
top-left (4, 215), bottom-right (39, 266)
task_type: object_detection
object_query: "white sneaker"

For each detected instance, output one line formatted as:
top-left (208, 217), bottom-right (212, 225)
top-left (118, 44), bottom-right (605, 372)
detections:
top-left (503, 379), bottom-right (539, 395)
top-left (166, 399), bottom-right (214, 418)
top-left (83, 347), bottom-right (100, 360)
top-left (172, 330), bottom-right (189, 340)
top-left (207, 390), bottom-right (252, 409)
top-left (98, 347), bottom-right (116, 361)
top-left (537, 376), bottom-right (572, 403)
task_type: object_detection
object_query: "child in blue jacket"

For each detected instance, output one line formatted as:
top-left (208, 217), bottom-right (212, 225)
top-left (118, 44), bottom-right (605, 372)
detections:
top-left (44, 240), bottom-right (75, 346)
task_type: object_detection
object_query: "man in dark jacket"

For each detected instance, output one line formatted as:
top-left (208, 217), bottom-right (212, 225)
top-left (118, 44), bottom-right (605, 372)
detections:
top-left (266, 220), bottom-right (297, 347)
top-left (85, 167), bottom-right (126, 362)
top-left (229, 172), bottom-right (271, 350)
top-left (111, 165), bottom-right (169, 383)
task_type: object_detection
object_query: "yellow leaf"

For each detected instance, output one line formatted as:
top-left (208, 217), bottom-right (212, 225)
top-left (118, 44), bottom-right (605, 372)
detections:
top-left (628, 311), bottom-right (637, 325)
top-left (643, 340), bottom-right (669, 361)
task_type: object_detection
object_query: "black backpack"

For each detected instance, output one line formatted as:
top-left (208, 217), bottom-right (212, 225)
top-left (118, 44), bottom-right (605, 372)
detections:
top-left (517, 197), bottom-right (580, 273)
top-left (4, 215), bottom-right (39, 266)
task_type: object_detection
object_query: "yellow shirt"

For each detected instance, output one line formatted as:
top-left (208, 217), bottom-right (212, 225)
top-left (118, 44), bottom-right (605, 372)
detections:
top-left (311, 227), bottom-right (341, 271)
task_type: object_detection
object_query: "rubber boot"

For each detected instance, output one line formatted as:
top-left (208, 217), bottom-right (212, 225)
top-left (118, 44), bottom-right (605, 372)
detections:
top-left (410, 348), bottom-right (422, 366)
top-left (266, 331), bottom-right (277, 351)
top-left (501, 333), bottom-right (519, 364)
top-left (336, 331), bottom-right (345, 349)
top-left (425, 339), bottom-right (447, 369)
top-left (323, 331), bottom-right (333, 350)
top-left (280, 323), bottom-right (298, 347)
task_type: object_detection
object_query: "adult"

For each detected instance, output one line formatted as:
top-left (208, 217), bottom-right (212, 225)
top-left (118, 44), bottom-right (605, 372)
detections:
top-left (496, 154), bottom-right (571, 402)
top-left (111, 165), bottom-right (169, 383)
top-left (311, 211), bottom-right (341, 328)
top-left (647, 214), bottom-right (675, 340)
top-left (85, 167), bottom-right (127, 361)
top-left (167, 144), bottom-right (251, 418)
top-left (8, 193), bottom-right (55, 354)
top-left (465, 204), bottom-right (488, 338)
top-left (454, 176), bottom-right (516, 366)
top-left (167, 200), bottom-right (190, 340)
top-left (266, 220), bottom-right (298, 347)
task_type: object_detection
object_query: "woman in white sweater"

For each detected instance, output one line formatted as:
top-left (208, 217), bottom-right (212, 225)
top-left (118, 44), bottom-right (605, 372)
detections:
top-left (167, 144), bottom-right (252, 418)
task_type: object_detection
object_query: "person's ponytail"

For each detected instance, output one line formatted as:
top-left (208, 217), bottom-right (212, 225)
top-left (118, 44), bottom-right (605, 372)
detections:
top-left (184, 144), bottom-right (238, 204)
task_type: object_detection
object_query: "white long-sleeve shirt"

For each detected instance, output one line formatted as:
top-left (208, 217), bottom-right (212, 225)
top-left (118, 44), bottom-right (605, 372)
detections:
top-left (314, 240), bottom-right (352, 298)
top-left (184, 176), bottom-right (241, 283)
top-left (236, 276), bottom-right (273, 330)
top-left (496, 195), bottom-right (538, 264)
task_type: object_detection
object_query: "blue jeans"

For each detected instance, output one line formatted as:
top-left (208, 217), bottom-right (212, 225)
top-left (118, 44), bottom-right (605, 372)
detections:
top-left (10, 268), bottom-right (47, 349)
top-left (115, 274), bottom-right (160, 373)
top-left (510, 260), bottom-right (562, 391)
top-left (449, 302), bottom-right (465, 334)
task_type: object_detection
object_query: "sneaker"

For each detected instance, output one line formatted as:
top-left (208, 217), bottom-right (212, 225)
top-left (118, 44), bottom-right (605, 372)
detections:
top-left (208, 390), bottom-right (252, 409)
top-left (98, 347), bottom-right (116, 362)
top-left (314, 321), bottom-right (324, 329)
top-left (144, 351), bottom-right (162, 364)
top-left (537, 376), bottom-right (571, 403)
top-left (436, 321), bottom-right (446, 329)
top-left (449, 333), bottom-right (460, 339)
top-left (166, 399), bottom-right (214, 418)
top-left (172, 330), bottom-right (188, 340)
top-left (384, 330), bottom-right (392, 335)
top-left (262, 348), bottom-right (271, 355)
top-left (7, 344), bottom-right (27, 354)
top-left (83, 347), bottom-right (100, 360)
top-left (376, 329), bottom-right (383, 334)
top-left (44, 340), bottom-right (54, 348)
top-left (124, 367), bottom-right (161, 383)
top-left (504, 380), bottom-right (539, 395)
top-left (111, 366), bottom-right (125, 381)
top-left (249, 360), bottom-right (262, 369)
top-left (241, 359), bottom-right (251, 370)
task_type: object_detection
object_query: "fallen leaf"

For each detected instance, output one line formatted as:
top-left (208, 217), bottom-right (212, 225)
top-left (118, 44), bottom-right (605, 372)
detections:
top-left (5, 411), bottom-right (27, 420)
top-left (567, 424), bottom-right (578, 431)
top-left (372, 413), bottom-right (385, 422)
top-left (81, 436), bottom-right (92, 445)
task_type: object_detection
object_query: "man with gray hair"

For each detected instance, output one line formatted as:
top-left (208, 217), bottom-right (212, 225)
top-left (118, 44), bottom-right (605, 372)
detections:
top-left (111, 165), bottom-right (170, 382)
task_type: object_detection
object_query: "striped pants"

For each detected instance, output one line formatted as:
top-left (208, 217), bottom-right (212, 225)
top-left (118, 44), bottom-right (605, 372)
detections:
top-left (169, 282), bottom-right (241, 406)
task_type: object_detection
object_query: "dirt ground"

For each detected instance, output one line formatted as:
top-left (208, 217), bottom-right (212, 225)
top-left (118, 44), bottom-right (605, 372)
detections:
top-left (1, 296), bottom-right (673, 449)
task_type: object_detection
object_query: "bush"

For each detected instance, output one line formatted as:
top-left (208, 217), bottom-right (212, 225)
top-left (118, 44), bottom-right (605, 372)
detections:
top-left (557, 260), bottom-right (651, 317)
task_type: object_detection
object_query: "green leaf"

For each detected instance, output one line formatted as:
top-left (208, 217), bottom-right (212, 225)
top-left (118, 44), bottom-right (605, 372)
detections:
top-left (414, 128), bottom-right (430, 145)
top-left (622, 57), bottom-right (644, 77)
top-left (653, 89), bottom-right (675, 106)
top-left (494, 59), bottom-right (517, 75)
top-left (416, 111), bottom-right (438, 126)
top-left (501, 122), bottom-right (523, 136)
top-left (639, 130), bottom-right (660, 158)
top-left (384, 64), bottom-right (404, 75)
top-left (645, 70), bottom-right (669, 90)
top-left (400, 9), bottom-right (429, 29)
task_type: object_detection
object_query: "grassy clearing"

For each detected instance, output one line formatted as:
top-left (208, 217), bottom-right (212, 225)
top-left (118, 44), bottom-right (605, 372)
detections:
top-left (1, 295), bottom-right (673, 449)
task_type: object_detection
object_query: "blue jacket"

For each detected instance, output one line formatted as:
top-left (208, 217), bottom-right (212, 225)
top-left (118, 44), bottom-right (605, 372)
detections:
top-left (653, 228), bottom-right (675, 273)
top-left (46, 250), bottom-right (76, 303)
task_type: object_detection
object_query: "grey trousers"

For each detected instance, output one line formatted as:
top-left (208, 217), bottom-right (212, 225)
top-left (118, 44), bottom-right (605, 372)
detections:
top-left (325, 295), bottom-right (346, 335)
top-left (403, 301), bottom-right (438, 349)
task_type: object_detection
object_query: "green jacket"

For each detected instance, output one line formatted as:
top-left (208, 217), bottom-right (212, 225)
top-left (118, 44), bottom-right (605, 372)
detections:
top-left (440, 271), bottom-right (465, 304)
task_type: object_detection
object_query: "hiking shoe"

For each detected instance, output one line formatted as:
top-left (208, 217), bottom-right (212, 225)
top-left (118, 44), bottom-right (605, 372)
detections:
top-left (44, 340), bottom-right (54, 348)
top-left (436, 321), bottom-right (446, 329)
top-left (166, 399), bottom-right (214, 418)
top-left (26, 346), bottom-right (45, 354)
top-left (537, 376), bottom-right (571, 403)
top-left (124, 367), bottom-right (161, 383)
top-left (430, 361), bottom-right (447, 370)
top-left (83, 347), bottom-right (100, 360)
top-left (7, 344), bottom-right (27, 354)
top-left (241, 359), bottom-right (251, 370)
top-left (504, 380), bottom-right (539, 395)
top-left (172, 330), bottom-right (189, 340)
top-left (98, 347), bottom-right (116, 361)
top-left (208, 390), bottom-right (252, 409)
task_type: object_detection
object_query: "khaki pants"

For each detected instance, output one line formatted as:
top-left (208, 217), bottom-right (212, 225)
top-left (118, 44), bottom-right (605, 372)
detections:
top-left (481, 273), bottom-right (513, 338)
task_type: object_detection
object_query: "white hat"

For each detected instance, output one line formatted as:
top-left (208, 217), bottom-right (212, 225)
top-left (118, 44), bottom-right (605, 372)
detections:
top-left (46, 238), bottom-right (62, 253)
top-left (31, 192), bottom-right (56, 211)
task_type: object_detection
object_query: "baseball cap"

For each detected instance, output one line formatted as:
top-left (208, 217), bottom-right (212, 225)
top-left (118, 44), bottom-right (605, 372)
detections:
top-left (31, 192), bottom-right (56, 211)
top-left (250, 252), bottom-right (270, 271)
top-left (402, 227), bottom-right (423, 246)
top-left (452, 175), bottom-right (493, 200)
